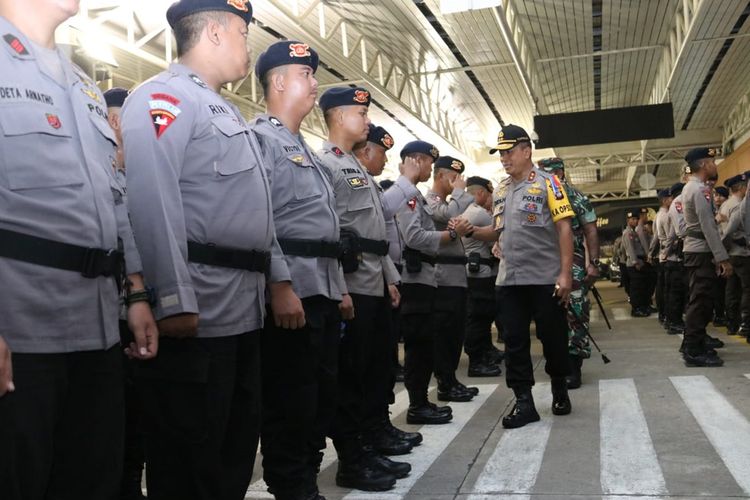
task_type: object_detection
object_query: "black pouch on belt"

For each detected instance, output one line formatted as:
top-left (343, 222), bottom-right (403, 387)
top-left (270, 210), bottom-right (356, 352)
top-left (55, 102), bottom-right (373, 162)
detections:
top-left (403, 247), bottom-right (422, 274)
top-left (468, 252), bottom-right (481, 273)
top-left (340, 229), bottom-right (362, 274)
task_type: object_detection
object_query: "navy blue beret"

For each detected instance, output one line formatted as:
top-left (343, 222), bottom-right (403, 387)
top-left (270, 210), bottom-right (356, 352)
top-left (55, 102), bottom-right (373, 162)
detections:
top-left (255, 40), bottom-right (319, 80)
top-left (684, 147), bottom-right (717, 164)
top-left (724, 174), bottom-right (746, 188)
top-left (657, 188), bottom-right (671, 199)
top-left (625, 210), bottom-right (638, 219)
top-left (366, 124), bottom-right (394, 150)
top-left (319, 87), bottom-right (371, 113)
top-left (715, 186), bottom-right (729, 198)
top-left (103, 87), bottom-right (128, 108)
top-left (167, 0), bottom-right (253, 28)
top-left (467, 176), bottom-right (492, 191)
top-left (400, 140), bottom-right (439, 161)
top-left (669, 182), bottom-right (685, 197)
top-left (434, 156), bottom-right (465, 174)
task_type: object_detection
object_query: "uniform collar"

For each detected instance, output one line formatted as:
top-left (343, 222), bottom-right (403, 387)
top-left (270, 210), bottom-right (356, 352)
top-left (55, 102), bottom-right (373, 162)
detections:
top-left (0, 16), bottom-right (34, 61)
top-left (323, 140), bottom-right (351, 158)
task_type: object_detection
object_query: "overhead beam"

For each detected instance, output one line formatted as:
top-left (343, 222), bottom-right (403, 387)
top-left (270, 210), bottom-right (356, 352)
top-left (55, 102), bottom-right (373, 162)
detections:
top-left (723, 88), bottom-right (750, 151)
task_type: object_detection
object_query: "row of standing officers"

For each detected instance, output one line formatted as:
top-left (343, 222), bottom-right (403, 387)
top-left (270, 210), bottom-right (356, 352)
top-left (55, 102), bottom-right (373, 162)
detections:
top-left (0, 1), bottom-right (593, 499)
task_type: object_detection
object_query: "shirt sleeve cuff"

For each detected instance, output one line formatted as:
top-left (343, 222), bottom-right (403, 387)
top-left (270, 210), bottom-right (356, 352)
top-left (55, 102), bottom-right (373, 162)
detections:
top-left (153, 284), bottom-right (198, 321)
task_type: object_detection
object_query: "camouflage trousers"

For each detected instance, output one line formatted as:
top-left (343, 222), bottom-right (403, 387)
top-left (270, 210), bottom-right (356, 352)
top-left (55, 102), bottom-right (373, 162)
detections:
top-left (567, 259), bottom-right (591, 359)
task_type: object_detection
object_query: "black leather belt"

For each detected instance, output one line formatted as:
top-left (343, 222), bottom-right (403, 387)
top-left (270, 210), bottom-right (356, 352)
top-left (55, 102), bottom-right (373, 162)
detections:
top-left (435, 255), bottom-right (468, 265)
top-left (479, 257), bottom-right (498, 266)
top-left (0, 228), bottom-right (123, 279)
top-left (357, 237), bottom-right (389, 256)
top-left (187, 241), bottom-right (270, 273)
top-left (686, 230), bottom-right (706, 240)
top-left (279, 238), bottom-right (342, 259)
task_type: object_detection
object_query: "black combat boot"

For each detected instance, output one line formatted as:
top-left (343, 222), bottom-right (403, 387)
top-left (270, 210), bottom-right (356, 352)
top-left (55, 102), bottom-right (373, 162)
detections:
top-left (437, 378), bottom-right (474, 402)
top-left (468, 357), bottom-right (501, 377)
top-left (551, 377), bottom-right (572, 415)
top-left (565, 355), bottom-right (583, 390)
top-left (502, 388), bottom-right (540, 429)
top-left (406, 393), bottom-right (452, 425)
top-left (367, 427), bottom-right (413, 456)
top-left (335, 459), bottom-right (397, 491)
top-left (383, 418), bottom-right (423, 446)
top-left (683, 350), bottom-right (724, 367)
top-left (364, 447), bottom-right (411, 479)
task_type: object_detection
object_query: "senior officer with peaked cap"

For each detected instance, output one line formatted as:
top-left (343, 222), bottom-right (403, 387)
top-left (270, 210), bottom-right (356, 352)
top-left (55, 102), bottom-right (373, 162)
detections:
top-left (469, 124), bottom-right (575, 428)
top-left (122, 1), bottom-right (274, 498)
top-left (0, 1), bottom-right (157, 499)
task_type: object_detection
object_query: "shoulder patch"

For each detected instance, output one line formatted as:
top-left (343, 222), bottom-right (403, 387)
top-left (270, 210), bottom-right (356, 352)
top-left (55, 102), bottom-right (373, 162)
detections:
top-left (407, 197), bottom-right (417, 211)
top-left (269, 116), bottom-right (282, 127)
top-left (148, 93), bottom-right (182, 139)
top-left (3, 34), bottom-right (28, 55)
top-left (332, 146), bottom-right (344, 157)
top-left (549, 175), bottom-right (565, 201)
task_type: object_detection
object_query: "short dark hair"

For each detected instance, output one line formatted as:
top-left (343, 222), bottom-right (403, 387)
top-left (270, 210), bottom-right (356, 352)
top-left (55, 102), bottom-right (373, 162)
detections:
top-left (172, 11), bottom-right (229, 58)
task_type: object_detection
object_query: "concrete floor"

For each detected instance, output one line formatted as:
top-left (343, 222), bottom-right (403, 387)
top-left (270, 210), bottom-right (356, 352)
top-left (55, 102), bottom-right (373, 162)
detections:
top-left (245, 281), bottom-right (750, 500)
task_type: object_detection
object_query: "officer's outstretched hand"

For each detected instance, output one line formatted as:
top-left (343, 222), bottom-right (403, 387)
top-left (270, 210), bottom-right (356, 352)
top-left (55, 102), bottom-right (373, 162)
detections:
top-left (340, 293), bottom-right (355, 320)
top-left (450, 175), bottom-right (467, 191)
top-left (554, 273), bottom-right (572, 306)
top-left (452, 217), bottom-right (474, 236)
top-left (718, 260), bottom-right (734, 277)
top-left (270, 282), bottom-right (306, 329)
top-left (388, 284), bottom-right (401, 308)
top-left (0, 335), bottom-right (14, 397)
top-left (158, 313), bottom-right (199, 339)
top-left (126, 302), bottom-right (159, 360)
top-left (399, 157), bottom-right (421, 184)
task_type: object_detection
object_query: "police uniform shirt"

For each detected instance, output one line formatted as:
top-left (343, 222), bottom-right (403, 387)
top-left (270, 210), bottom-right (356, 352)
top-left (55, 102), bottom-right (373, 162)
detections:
top-left (381, 176), bottom-right (420, 267)
top-left (318, 142), bottom-right (400, 295)
top-left (622, 226), bottom-right (645, 267)
top-left (0, 17), bottom-right (141, 352)
top-left (635, 220), bottom-right (651, 254)
top-left (682, 176), bottom-right (729, 262)
top-left (493, 168), bottom-right (575, 286)
top-left (426, 188), bottom-right (474, 287)
top-left (654, 207), bottom-right (672, 263)
top-left (250, 114), bottom-right (346, 301)
top-left (462, 202), bottom-right (497, 278)
top-left (721, 195), bottom-right (750, 257)
top-left (395, 186), bottom-right (442, 287)
top-left (122, 63), bottom-right (275, 337)
top-left (718, 194), bottom-right (738, 236)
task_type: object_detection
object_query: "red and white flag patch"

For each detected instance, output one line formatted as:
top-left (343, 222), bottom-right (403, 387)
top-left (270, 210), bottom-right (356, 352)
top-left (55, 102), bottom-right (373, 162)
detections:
top-left (148, 93), bottom-right (181, 139)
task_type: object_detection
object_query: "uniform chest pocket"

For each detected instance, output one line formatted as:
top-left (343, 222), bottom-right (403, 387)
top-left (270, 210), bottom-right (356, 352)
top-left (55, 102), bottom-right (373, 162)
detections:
top-left (290, 155), bottom-right (324, 202)
top-left (346, 182), bottom-right (375, 212)
top-left (211, 115), bottom-right (256, 176)
top-left (0, 104), bottom-right (83, 190)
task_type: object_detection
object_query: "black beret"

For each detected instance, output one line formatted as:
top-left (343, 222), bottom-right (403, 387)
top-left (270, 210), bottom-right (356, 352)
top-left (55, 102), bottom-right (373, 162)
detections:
top-left (319, 87), bottom-right (371, 113)
top-left (366, 124), bottom-right (394, 151)
top-left (434, 156), bottom-right (465, 174)
top-left (639, 207), bottom-right (649, 214)
top-left (625, 210), bottom-right (638, 219)
top-left (669, 182), bottom-right (685, 197)
top-left (538, 157), bottom-right (564, 172)
top-left (103, 87), bottom-right (128, 108)
top-left (255, 40), bottom-right (319, 80)
top-left (167, 0), bottom-right (253, 28)
top-left (657, 188), bottom-right (671, 199)
top-left (379, 179), bottom-right (394, 190)
top-left (489, 124), bottom-right (531, 154)
top-left (724, 173), bottom-right (747, 188)
top-left (684, 147), bottom-right (718, 164)
top-left (400, 141), bottom-right (439, 161)
top-left (714, 186), bottom-right (729, 198)
top-left (467, 176), bottom-right (492, 192)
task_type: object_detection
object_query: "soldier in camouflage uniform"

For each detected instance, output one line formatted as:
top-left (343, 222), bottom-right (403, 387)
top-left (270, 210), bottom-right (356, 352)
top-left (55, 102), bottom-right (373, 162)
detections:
top-left (538, 158), bottom-right (599, 389)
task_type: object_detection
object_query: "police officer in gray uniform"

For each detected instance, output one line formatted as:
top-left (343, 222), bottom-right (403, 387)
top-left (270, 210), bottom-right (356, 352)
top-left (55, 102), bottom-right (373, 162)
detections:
top-left (720, 173), bottom-right (750, 335)
top-left (472, 124), bottom-right (575, 429)
top-left (461, 176), bottom-right (503, 377)
top-left (353, 125), bottom-right (424, 448)
top-left (395, 141), bottom-right (473, 425)
top-left (623, 210), bottom-right (650, 317)
top-left (0, 1), bottom-right (158, 499)
top-left (250, 40), bottom-right (348, 500)
top-left (426, 157), bottom-right (478, 401)
top-left (317, 87), bottom-right (408, 491)
top-left (665, 182), bottom-right (688, 333)
top-left (122, 1), bottom-right (270, 498)
top-left (681, 147), bottom-right (732, 367)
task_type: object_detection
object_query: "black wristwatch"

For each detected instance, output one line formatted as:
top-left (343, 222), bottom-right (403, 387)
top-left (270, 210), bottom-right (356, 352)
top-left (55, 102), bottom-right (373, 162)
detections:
top-left (448, 228), bottom-right (458, 241)
top-left (592, 258), bottom-right (601, 267)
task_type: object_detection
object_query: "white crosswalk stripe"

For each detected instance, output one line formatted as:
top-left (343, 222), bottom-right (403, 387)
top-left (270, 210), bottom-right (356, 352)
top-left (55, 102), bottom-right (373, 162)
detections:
top-left (599, 378), bottom-right (668, 498)
top-left (671, 375), bottom-right (750, 495)
top-left (344, 384), bottom-right (497, 500)
top-left (245, 386), bottom-right (426, 499)
top-left (466, 384), bottom-right (552, 500)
